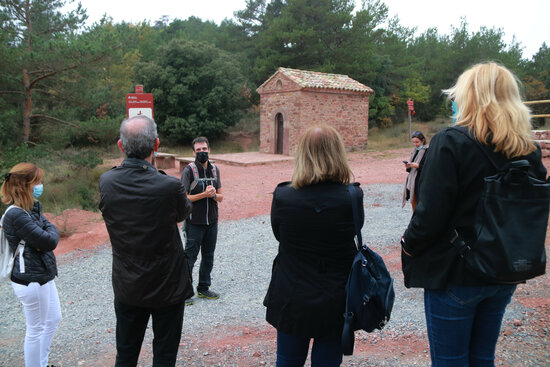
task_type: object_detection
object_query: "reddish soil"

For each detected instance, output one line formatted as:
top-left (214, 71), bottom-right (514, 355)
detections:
top-left (45, 151), bottom-right (550, 366)
top-left (47, 149), bottom-right (410, 256)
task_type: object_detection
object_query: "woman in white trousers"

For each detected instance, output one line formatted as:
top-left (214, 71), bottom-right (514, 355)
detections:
top-left (1, 163), bottom-right (61, 367)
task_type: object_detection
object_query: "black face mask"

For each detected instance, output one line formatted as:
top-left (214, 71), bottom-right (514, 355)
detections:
top-left (196, 151), bottom-right (209, 163)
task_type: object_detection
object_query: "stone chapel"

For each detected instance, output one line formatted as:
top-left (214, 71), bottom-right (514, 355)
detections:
top-left (257, 67), bottom-right (374, 155)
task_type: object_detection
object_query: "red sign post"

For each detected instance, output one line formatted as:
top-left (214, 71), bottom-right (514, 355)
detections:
top-left (406, 98), bottom-right (415, 138)
top-left (126, 85), bottom-right (154, 119)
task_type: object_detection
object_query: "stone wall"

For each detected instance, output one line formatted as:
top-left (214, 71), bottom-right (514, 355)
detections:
top-left (259, 89), bottom-right (369, 155)
top-left (533, 130), bottom-right (550, 158)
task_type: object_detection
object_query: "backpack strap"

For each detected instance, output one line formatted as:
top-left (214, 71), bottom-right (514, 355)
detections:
top-left (348, 184), bottom-right (363, 249)
top-left (1, 205), bottom-right (29, 274)
top-left (450, 126), bottom-right (516, 256)
top-left (1, 205), bottom-right (18, 226)
top-left (452, 126), bottom-right (504, 170)
top-left (189, 162), bottom-right (217, 191)
top-left (188, 162), bottom-right (200, 191)
top-left (210, 163), bottom-right (217, 182)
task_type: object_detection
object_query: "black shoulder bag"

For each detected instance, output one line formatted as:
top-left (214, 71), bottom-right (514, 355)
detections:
top-left (341, 184), bottom-right (395, 355)
top-left (451, 128), bottom-right (549, 283)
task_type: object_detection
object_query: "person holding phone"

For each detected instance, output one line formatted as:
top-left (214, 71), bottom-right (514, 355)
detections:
top-left (402, 131), bottom-right (428, 210)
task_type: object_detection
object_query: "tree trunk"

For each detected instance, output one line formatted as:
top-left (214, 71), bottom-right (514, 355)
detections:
top-left (22, 69), bottom-right (31, 143)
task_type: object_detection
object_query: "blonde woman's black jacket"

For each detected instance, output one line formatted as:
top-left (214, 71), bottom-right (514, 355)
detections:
top-left (264, 181), bottom-right (362, 338)
top-left (402, 126), bottom-right (547, 289)
top-left (99, 158), bottom-right (193, 308)
top-left (3, 201), bottom-right (59, 285)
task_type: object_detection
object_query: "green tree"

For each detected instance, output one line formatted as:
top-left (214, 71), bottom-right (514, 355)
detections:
top-left (407, 19), bottom-right (527, 121)
top-left (253, 0), bottom-right (356, 82)
top-left (0, 0), bottom-right (115, 144)
top-left (135, 39), bottom-right (250, 142)
top-left (523, 44), bottom-right (550, 124)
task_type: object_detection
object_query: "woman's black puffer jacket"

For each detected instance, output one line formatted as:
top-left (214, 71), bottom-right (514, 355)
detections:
top-left (3, 201), bottom-right (59, 285)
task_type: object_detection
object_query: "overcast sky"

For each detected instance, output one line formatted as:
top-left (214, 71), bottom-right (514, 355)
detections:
top-left (71, 0), bottom-right (549, 59)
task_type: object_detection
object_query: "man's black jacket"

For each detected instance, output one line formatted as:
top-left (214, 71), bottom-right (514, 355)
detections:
top-left (99, 158), bottom-right (193, 307)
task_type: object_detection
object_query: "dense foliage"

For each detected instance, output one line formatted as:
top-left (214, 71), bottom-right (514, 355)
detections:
top-left (1, 0), bottom-right (548, 151)
top-left (135, 39), bottom-right (249, 142)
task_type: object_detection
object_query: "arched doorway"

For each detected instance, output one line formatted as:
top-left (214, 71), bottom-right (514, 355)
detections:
top-left (275, 113), bottom-right (284, 154)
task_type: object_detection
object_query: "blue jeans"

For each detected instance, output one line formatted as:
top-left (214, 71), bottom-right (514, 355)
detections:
top-left (424, 284), bottom-right (516, 367)
top-left (184, 222), bottom-right (218, 292)
top-left (276, 331), bottom-right (343, 367)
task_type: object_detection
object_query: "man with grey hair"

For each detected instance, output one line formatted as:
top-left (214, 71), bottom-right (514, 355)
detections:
top-left (99, 116), bottom-right (193, 367)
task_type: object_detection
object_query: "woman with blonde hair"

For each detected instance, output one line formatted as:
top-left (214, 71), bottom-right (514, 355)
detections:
top-left (401, 62), bottom-right (547, 366)
top-left (264, 125), bottom-right (363, 366)
top-left (1, 163), bottom-right (61, 367)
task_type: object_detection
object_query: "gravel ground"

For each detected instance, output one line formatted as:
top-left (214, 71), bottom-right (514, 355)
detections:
top-left (0, 184), bottom-right (546, 366)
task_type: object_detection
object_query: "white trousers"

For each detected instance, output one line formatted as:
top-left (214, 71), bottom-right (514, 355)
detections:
top-left (12, 280), bottom-right (62, 367)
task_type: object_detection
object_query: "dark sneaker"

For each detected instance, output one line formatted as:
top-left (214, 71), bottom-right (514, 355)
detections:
top-left (197, 289), bottom-right (220, 299)
top-left (185, 298), bottom-right (194, 306)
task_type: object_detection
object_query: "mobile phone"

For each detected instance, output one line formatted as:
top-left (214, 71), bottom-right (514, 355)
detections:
top-left (402, 160), bottom-right (408, 164)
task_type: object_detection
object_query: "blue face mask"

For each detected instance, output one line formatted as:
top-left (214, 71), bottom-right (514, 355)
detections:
top-left (33, 184), bottom-right (43, 199)
top-left (452, 101), bottom-right (458, 125)
top-left (416, 145), bottom-right (423, 151)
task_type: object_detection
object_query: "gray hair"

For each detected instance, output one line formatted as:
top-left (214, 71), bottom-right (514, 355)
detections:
top-left (119, 116), bottom-right (158, 159)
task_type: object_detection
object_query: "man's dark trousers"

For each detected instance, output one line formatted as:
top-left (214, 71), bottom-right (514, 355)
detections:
top-left (114, 298), bottom-right (184, 367)
top-left (184, 222), bottom-right (218, 292)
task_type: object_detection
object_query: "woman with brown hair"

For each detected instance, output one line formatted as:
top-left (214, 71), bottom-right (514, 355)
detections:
top-left (264, 125), bottom-right (363, 366)
top-left (401, 62), bottom-right (547, 366)
top-left (402, 130), bottom-right (428, 210)
top-left (1, 163), bottom-right (61, 367)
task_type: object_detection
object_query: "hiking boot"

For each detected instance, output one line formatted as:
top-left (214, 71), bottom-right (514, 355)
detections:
top-left (185, 298), bottom-right (194, 306)
top-left (197, 289), bottom-right (220, 299)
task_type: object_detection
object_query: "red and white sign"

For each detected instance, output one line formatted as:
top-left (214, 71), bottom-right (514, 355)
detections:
top-left (126, 93), bottom-right (154, 119)
top-left (406, 98), bottom-right (414, 111)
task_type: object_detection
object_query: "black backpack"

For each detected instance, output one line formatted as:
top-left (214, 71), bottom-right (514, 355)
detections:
top-left (451, 128), bottom-right (549, 284)
top-left (341, 184), bottom-right (395, 356)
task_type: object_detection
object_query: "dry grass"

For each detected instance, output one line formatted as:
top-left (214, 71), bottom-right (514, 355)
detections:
top-left (367, 118), bottom-right (451, 151)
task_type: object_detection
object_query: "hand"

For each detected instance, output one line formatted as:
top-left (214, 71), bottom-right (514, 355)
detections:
top-left (400, 236), bottom-right (412, 256)
top-left (205, 185), bottom-right (216, 198)
top-left (406, 162), bottom-right (419, 169)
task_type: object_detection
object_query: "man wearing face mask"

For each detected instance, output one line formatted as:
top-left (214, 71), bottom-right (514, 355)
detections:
top-left (180, 136), bottom-right (223, 305)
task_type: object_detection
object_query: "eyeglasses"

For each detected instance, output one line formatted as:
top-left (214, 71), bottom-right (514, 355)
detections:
top-left (412, 131), bottom-right (422, 137)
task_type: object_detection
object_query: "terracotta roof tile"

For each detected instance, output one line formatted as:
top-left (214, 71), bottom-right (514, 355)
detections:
top-left (278, 67), bottom-right (373, 93)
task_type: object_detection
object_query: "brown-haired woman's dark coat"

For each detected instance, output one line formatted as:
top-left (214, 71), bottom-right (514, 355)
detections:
top-left (264, 181), bottom-right (363, 338)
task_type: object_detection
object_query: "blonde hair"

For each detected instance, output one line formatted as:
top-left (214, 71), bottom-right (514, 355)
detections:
top-left (1, 163), bottom-right (44, 211)
top-left (444, 62), bottom-right (535, 159)
top-left (291, 125), bottom-right (353, 189)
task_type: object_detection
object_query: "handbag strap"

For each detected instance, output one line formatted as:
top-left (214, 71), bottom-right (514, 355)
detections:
top-left (348, 183), bottom-right (363, 248)
top-left (342, 183), bottom-right (363, 356)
